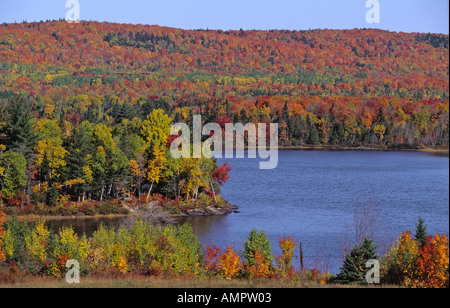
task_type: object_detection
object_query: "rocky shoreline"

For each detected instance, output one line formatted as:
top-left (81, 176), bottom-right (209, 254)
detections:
top-left (178, 203), bottom-right (239, 217)
top-left (124, 200), bottom-right (239, 218)
top-left (6, 200), bottom-right (239, 223)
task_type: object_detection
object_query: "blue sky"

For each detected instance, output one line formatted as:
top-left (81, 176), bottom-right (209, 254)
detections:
top-left (0, 0), bottom-right (448, 34)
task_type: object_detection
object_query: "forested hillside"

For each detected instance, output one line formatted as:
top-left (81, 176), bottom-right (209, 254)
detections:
top-left (0, 20), bottom-right (448, 210)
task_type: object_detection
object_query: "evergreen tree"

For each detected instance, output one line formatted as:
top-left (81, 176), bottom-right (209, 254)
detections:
top-left (5, 95), bottom-right (38, 161)
top-left (293, 116), bottom-right (306, 144)
top-left (306, 115), bottom-right (320, 145)
top-left (60, 123), bottom-right (95, 201)
top-left (335, 237), bottom-right (379, 284)
top-left (243, 229), bottom-right (274, 267)
top-left (281, 101), bottom-right (289, 123)
top-left (330, 121), bottom-right (344, 145)
top-left (414, 217), bottom-right (428, 246)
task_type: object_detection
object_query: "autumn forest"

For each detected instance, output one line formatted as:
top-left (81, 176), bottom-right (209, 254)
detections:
top-left (0, 20), bottom-right (449, 288)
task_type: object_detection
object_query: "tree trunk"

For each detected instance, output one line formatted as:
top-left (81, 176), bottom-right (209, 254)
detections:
top-left (209, 175), bottom-right (217, 203)
top-left (147, 181), bottom-right (154, 198)
top-left (107, 183), bottom-right (113, 198)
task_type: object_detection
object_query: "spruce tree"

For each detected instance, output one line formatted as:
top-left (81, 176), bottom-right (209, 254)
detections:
top-left (414, 217), bottom-right (428, 246)
top-left (306, 114), bottom-right (320, 145)
top-left (308, 126), bottom-right (320, 145)
top-left (5, 95), bottom-right (38, 161)
top-left (335, 237), bottom-right (379, 284)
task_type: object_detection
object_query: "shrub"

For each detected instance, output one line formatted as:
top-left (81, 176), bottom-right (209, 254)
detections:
top-left (0, 218), bottom-right (30, 263)
top-left (196, 194), bottom-right (213, 208)
top-left (0, 260), bottom-right (21, 284)
top-left (88, 220), bottom-right (203, 278)
top-left (170, 223), bottom-right (203, 276)
top-left (25, 220), bottom-right (51, 262)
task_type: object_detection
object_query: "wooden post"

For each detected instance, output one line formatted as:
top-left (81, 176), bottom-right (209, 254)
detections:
top-left (300, 242), bottom-right (304, 271)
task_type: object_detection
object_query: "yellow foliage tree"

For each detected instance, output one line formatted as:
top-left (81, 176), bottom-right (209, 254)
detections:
top-left (141, 109), bottom-right (172, 150)
top-left (146, 145), bottom-right (167, 198)
top-left (35, 139), bottom-right (68, 180)
top-left (179, 158), bottom-right (204, 198)
top-left (25, 220), bottom-right (51, 262)
top-left (374, 124), bottom-right (386, 143)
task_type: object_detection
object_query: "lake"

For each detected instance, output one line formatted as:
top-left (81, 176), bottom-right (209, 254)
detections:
top-left (183, 150), bottom-right (449, 273)
top-left (47, 150), bottom-right (450, 274)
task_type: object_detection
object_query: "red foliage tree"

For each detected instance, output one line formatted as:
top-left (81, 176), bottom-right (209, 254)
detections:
top-left (212, 162), bottom-right (231, 186)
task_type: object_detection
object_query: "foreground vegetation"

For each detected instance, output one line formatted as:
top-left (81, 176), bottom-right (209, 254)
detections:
top-left (0, 212), bottom-right (448, 288)
top-left (0, 275), bottom-right (399, 289)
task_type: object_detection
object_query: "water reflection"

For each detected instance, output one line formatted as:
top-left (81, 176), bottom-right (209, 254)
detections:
top-left (176, 215), bottom-right (232, 245)
top-left (43, 216), bottom-right (127, 236)
top-left (41, 214), bottom-right (232, 241)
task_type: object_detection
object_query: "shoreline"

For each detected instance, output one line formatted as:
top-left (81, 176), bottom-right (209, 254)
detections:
top-left (3, 202), bottom-right (239, 223)
top-left (242, 145), bottom-right (449, 154)
top-left (2, 146), bottom-right (446, 223)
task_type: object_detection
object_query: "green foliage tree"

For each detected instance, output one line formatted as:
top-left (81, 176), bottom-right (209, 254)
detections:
top-left (0, 151), bottom-right (27, 199)
top-left (335, 237), bottom-right (379, 284)
top-left (243, 229), bottom-right (274, 268)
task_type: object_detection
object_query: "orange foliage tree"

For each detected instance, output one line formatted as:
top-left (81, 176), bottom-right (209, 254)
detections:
top-left (245, 249), bottom-right (273, 279)
top-left (275, 236), bottom-right (297, 279)
top-left (415, 234), bottom-right (449, 288)
top-left (218, 245), bottom-right (243, 279)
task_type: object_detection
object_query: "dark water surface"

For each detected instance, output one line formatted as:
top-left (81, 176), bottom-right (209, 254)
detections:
top-left (47, 150), bottom-right (449, 273)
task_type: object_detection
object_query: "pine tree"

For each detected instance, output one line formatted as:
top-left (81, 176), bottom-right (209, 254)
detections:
top-left (335, 237), bottom-right (379, 284)
top-left (414, 217), bottom-right (428, 246)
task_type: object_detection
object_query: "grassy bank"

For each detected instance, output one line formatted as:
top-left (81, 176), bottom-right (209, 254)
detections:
top-left (0, 275), bottom-right (398, 288)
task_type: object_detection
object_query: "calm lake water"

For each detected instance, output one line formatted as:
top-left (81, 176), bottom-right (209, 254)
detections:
top-left (47, 150), bottom-right (449, 273)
